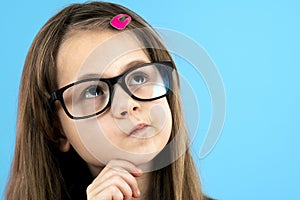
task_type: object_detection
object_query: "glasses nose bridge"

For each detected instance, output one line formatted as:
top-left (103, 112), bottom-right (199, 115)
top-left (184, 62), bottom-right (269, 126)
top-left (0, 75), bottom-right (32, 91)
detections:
top-left (107, 74), bottom-right (130, 100)
top-left (107, 73), bottom-right (123, 87)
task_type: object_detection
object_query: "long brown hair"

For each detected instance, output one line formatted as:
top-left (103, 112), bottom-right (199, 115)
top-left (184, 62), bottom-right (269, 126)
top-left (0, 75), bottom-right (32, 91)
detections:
top-left (5, 2), bottom-right (211, 199)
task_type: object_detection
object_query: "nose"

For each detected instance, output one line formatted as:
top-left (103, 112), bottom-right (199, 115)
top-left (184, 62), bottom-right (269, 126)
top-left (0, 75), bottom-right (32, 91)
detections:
top-left (111, 84), bottom-right (141, 118)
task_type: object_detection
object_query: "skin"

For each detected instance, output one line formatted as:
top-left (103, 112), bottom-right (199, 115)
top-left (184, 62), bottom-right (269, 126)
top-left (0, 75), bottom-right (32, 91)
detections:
top-left (56, 30), bottom-right (172, 199)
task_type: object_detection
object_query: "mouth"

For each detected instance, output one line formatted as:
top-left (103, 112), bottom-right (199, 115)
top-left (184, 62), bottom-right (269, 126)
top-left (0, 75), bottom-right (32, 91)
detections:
top-left (128, 123), bottom-right (150, 137)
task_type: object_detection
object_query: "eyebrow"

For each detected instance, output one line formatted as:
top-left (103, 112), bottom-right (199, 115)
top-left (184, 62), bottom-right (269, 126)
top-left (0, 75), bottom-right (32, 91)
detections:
top-left (77, 60), bottom-right (148, 80)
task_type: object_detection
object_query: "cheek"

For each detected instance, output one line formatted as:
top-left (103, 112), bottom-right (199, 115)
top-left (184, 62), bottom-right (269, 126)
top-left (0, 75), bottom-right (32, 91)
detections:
top-left (58, 110), bottom-right (104, 166)
top-left (57, 98), bottom-right (173, 167)
top-left (149, 100), bottom-right (172, 134)
top-left (95, 115), bottom-right (121, 143)
top-left (69, 114), bottom-right (130, 165)
top-left (152, 99), bottom-right (173, 145)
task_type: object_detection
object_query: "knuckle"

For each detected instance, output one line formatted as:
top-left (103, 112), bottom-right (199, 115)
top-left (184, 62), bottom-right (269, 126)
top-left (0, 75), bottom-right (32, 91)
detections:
top-left (124, 173), bottom-right (137, 185)
top-left (124, 190), bottom-right (132, 199)
top-left (109, 186), bottom-right (123, 199)
top-left (107, 159), bottom-right (119, 167)
top-left (86, 184), bottom-right (92, 194)
top-left (109, 185), bottom-right (120, 194)
top-left (111, 174), bottom-right (123, 183)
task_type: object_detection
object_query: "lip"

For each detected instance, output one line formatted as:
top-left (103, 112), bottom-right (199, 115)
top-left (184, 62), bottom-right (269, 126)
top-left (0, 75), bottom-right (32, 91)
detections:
top-left (129, 123), bottom-right (149, 137)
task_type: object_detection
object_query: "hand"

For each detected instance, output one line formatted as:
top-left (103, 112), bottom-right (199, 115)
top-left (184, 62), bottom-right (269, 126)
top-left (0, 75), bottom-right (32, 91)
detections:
top-left (86, 160), bottom-right (143, 200)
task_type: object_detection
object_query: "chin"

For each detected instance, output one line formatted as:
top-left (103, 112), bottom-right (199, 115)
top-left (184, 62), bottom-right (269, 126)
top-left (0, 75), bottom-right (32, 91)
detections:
top-left (111, 146), bottom-right (161, 166)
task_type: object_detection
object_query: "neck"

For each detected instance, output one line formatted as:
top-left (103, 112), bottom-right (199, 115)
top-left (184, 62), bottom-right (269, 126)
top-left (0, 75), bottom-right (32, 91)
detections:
top-left (134, 172), bottom-right (151, 200)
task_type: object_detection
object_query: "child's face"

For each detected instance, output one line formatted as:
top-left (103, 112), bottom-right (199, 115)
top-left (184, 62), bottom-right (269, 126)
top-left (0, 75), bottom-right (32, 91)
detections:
top-left (56, 30), bottom-right (172, 173)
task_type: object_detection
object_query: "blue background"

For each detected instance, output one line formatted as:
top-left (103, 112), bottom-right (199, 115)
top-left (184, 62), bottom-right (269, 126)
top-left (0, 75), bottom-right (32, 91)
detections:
top-left (1, 0), bottom-right (299, 199)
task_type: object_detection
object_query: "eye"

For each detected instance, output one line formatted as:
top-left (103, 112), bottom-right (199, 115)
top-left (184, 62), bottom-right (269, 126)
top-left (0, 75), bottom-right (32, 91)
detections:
top-left (83, 85), bottom-right (104, 99)
top-left (128, 72), bottom-right (148, 85)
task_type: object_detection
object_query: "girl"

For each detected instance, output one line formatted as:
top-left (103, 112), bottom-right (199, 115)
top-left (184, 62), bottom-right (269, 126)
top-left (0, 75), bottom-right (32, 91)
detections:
top-left (5, 2), bottom-right (213, 200)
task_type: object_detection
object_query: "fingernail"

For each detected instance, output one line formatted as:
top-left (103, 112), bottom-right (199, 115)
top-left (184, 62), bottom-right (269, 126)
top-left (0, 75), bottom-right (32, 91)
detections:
top-left (137, 189), bottom-right (141, 196)
top-left (137, 168), bottom-right (143, 173)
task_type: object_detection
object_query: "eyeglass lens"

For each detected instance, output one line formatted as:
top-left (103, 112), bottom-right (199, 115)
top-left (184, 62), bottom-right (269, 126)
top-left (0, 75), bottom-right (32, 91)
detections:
top-left (62, 63), bottom-right (171, 118)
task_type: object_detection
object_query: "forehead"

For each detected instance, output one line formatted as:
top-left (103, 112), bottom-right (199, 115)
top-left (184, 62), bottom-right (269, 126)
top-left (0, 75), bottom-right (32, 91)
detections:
top-left (56, 30), bottom-right (150, 87)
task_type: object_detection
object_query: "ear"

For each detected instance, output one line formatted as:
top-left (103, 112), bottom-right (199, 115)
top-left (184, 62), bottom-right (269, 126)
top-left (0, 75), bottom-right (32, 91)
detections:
top-left (53, 119), bottom-right (71, 152)
top-left (58, 136), bottom-right (71, 152)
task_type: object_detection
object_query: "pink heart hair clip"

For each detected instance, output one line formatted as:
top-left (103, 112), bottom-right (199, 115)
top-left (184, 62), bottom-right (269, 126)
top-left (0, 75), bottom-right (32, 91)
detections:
top-left (110, 14), bottom-right (132, 30)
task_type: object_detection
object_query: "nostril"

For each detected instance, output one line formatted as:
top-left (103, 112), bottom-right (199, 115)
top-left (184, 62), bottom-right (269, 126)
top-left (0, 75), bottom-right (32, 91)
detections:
top-left (120, 111), bottom-right (127, 116)
top-left (133, 106), bottom-right (138, 111)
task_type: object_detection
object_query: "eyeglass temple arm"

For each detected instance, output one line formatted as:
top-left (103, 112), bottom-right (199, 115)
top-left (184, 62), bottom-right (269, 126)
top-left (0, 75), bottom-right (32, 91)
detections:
top-left (45, 92), bottom-right (58, 111)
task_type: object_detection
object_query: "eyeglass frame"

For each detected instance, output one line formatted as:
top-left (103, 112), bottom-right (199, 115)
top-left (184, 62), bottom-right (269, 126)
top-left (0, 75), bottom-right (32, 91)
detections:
top-left (46, 61), bottom-right (175, 120)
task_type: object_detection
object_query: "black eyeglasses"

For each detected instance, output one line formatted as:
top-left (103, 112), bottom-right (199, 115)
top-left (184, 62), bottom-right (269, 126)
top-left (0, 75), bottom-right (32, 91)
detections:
top-left (47, 62), bottom-right (175, 120)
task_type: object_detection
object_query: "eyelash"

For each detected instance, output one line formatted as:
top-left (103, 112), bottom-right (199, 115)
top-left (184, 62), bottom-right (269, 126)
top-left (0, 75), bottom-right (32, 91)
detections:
top-left (127, 72), bottom-right (149, 85)
top-left (81, 85), bottom-right (104, 99)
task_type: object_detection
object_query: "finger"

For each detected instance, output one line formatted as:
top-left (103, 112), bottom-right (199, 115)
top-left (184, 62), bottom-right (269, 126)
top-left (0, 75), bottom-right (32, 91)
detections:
top-left (91, 159), bottom-right (142, 197)
top-left (88, 185), bottom-right (124, 200)
top-left (88, 174), bottom-right (133, 199)
top-left (106, 159), bottom-right (143, 176)
top-left (89, 168), bottom-right (140, 198)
